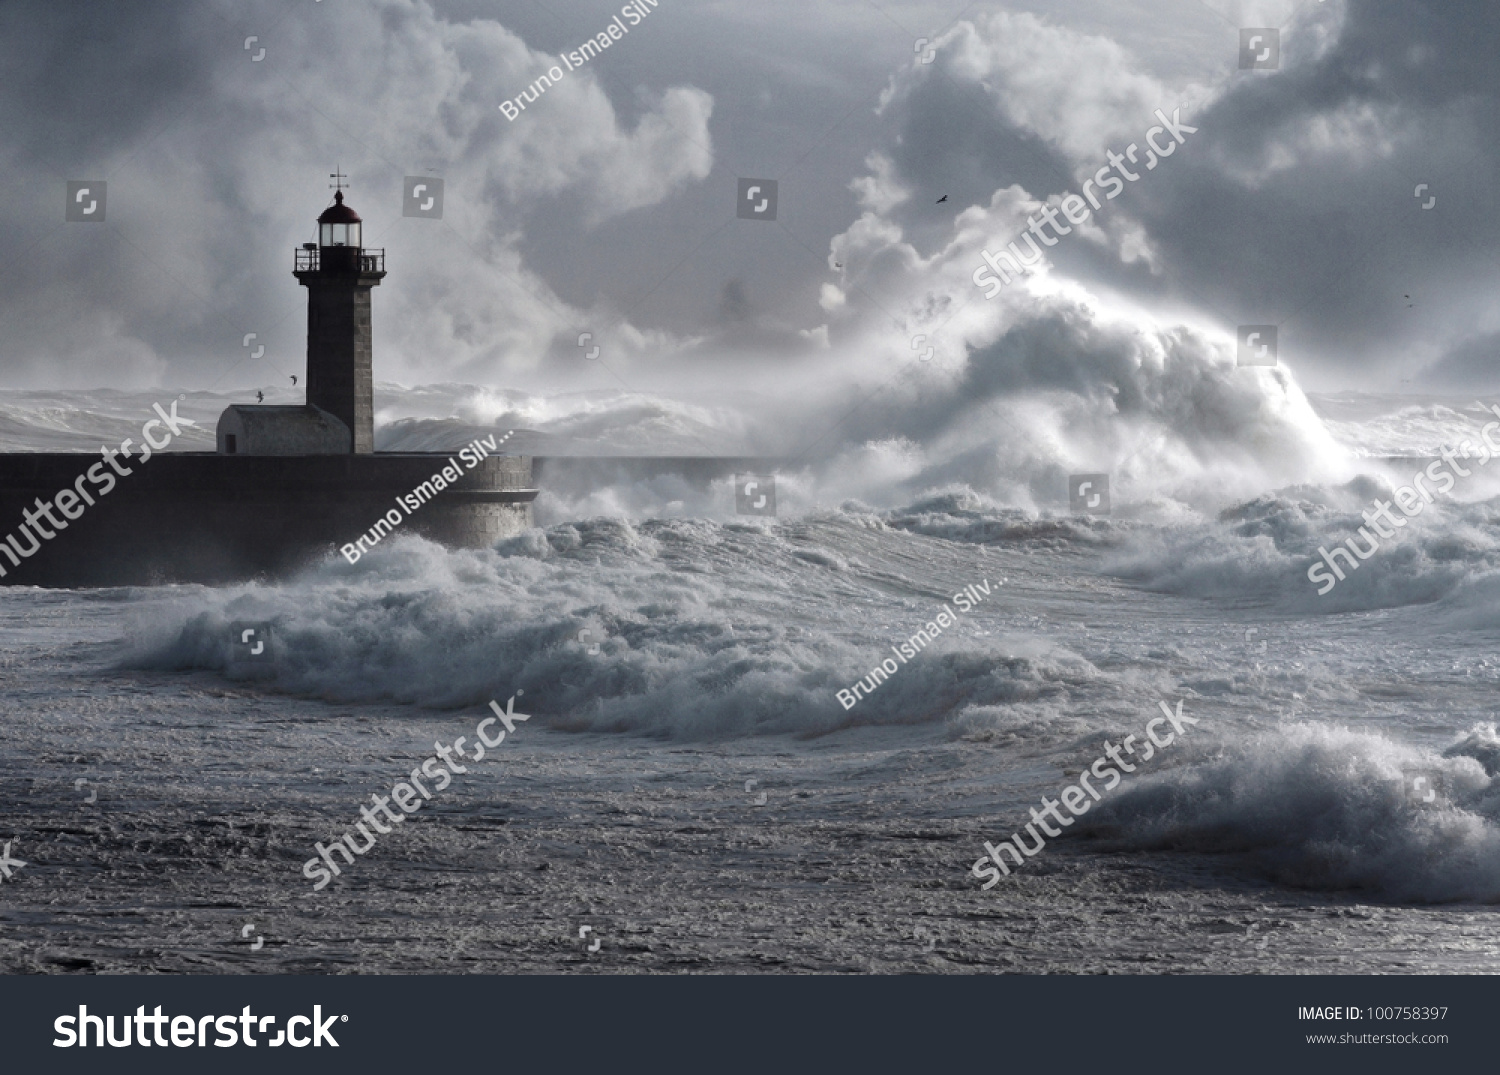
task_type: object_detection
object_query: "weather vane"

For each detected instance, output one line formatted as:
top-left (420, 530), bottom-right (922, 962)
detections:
top-left (329, 166), bottom-right (348, 193)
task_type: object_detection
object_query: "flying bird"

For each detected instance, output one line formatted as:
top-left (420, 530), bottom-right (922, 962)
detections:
top-left (290, 375), bottom-right (298, 386)
top-left (256, 391), bottom-right (264, 403)
top-left (936, 195), bottom-right (948, 203)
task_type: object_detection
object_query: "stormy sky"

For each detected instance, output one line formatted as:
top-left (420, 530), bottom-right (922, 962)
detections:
top-left (1, 0), bottom-right (1496, 402)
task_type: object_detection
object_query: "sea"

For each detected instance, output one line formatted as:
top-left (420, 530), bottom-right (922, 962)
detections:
top-left (2, 381), bottom-right (1499, 973)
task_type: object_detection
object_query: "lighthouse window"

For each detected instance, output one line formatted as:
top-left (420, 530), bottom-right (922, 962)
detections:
top-left (319, 220), bottom-right (361, 248)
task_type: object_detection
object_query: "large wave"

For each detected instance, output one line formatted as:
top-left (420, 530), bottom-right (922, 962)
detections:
top-left (1072, 723), bottom-right (1500, 903)
top-left (0, 380), bottom-right (1489, 521)
top-left (122, 516), bottom-right (1105, 739)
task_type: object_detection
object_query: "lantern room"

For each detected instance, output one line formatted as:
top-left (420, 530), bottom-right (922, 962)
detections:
top-left (318, 190), bottom-right (362, 248)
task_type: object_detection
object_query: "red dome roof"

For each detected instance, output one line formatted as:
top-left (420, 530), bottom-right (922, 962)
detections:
top-left (317, 190), bottom-right (362, 224)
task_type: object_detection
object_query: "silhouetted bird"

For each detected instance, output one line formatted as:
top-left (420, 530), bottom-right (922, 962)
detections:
top-left (936, 195), bottom-right (948, 203)
top-left (256, 391), bottom-right (264, 403)
top-left (290, 375), bottom-right (298, 386)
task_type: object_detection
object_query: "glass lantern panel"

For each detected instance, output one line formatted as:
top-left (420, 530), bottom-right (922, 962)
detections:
top-left (347, 222), bottom-right (361, 248)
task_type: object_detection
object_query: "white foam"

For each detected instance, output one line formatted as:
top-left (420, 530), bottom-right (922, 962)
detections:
top-left (1077, 723), bottom-right (1500, 902)
top-left (123, 522), bottom-right (1083, 739)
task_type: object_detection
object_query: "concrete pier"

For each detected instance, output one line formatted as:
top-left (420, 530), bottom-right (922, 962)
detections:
top-left (0, 452), bottom-right (536, 587)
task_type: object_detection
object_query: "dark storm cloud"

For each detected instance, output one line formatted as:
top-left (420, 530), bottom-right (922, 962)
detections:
top-left (0, 1), bottom-right (229, 385)
top-left (0, 0), bottom-right (212, 170)
top-left (1141, 0), bottom-right (1500, 383)
top-left (856, 1), bottom-right (1500, 391)
top-left (2, 0), bottom-right (1495, 399)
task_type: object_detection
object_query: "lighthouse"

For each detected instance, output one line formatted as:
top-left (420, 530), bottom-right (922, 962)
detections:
top-left (294, 181), bottom-right (385, 453)
top-left (0, 172), bottom-right (538, 586)
top-left (216, 176), bottom-right (387, 456)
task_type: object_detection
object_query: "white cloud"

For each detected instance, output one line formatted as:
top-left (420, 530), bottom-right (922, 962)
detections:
top-left (888, 12), bottom-right (1212, 170)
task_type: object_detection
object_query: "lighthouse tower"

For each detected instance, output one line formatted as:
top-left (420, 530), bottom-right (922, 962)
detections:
top-left (292, 180), bottom-right (385, 453)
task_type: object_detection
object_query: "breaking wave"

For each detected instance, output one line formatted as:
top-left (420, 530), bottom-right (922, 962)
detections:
top-left (1075, 723), bottom-right (1500, 902)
